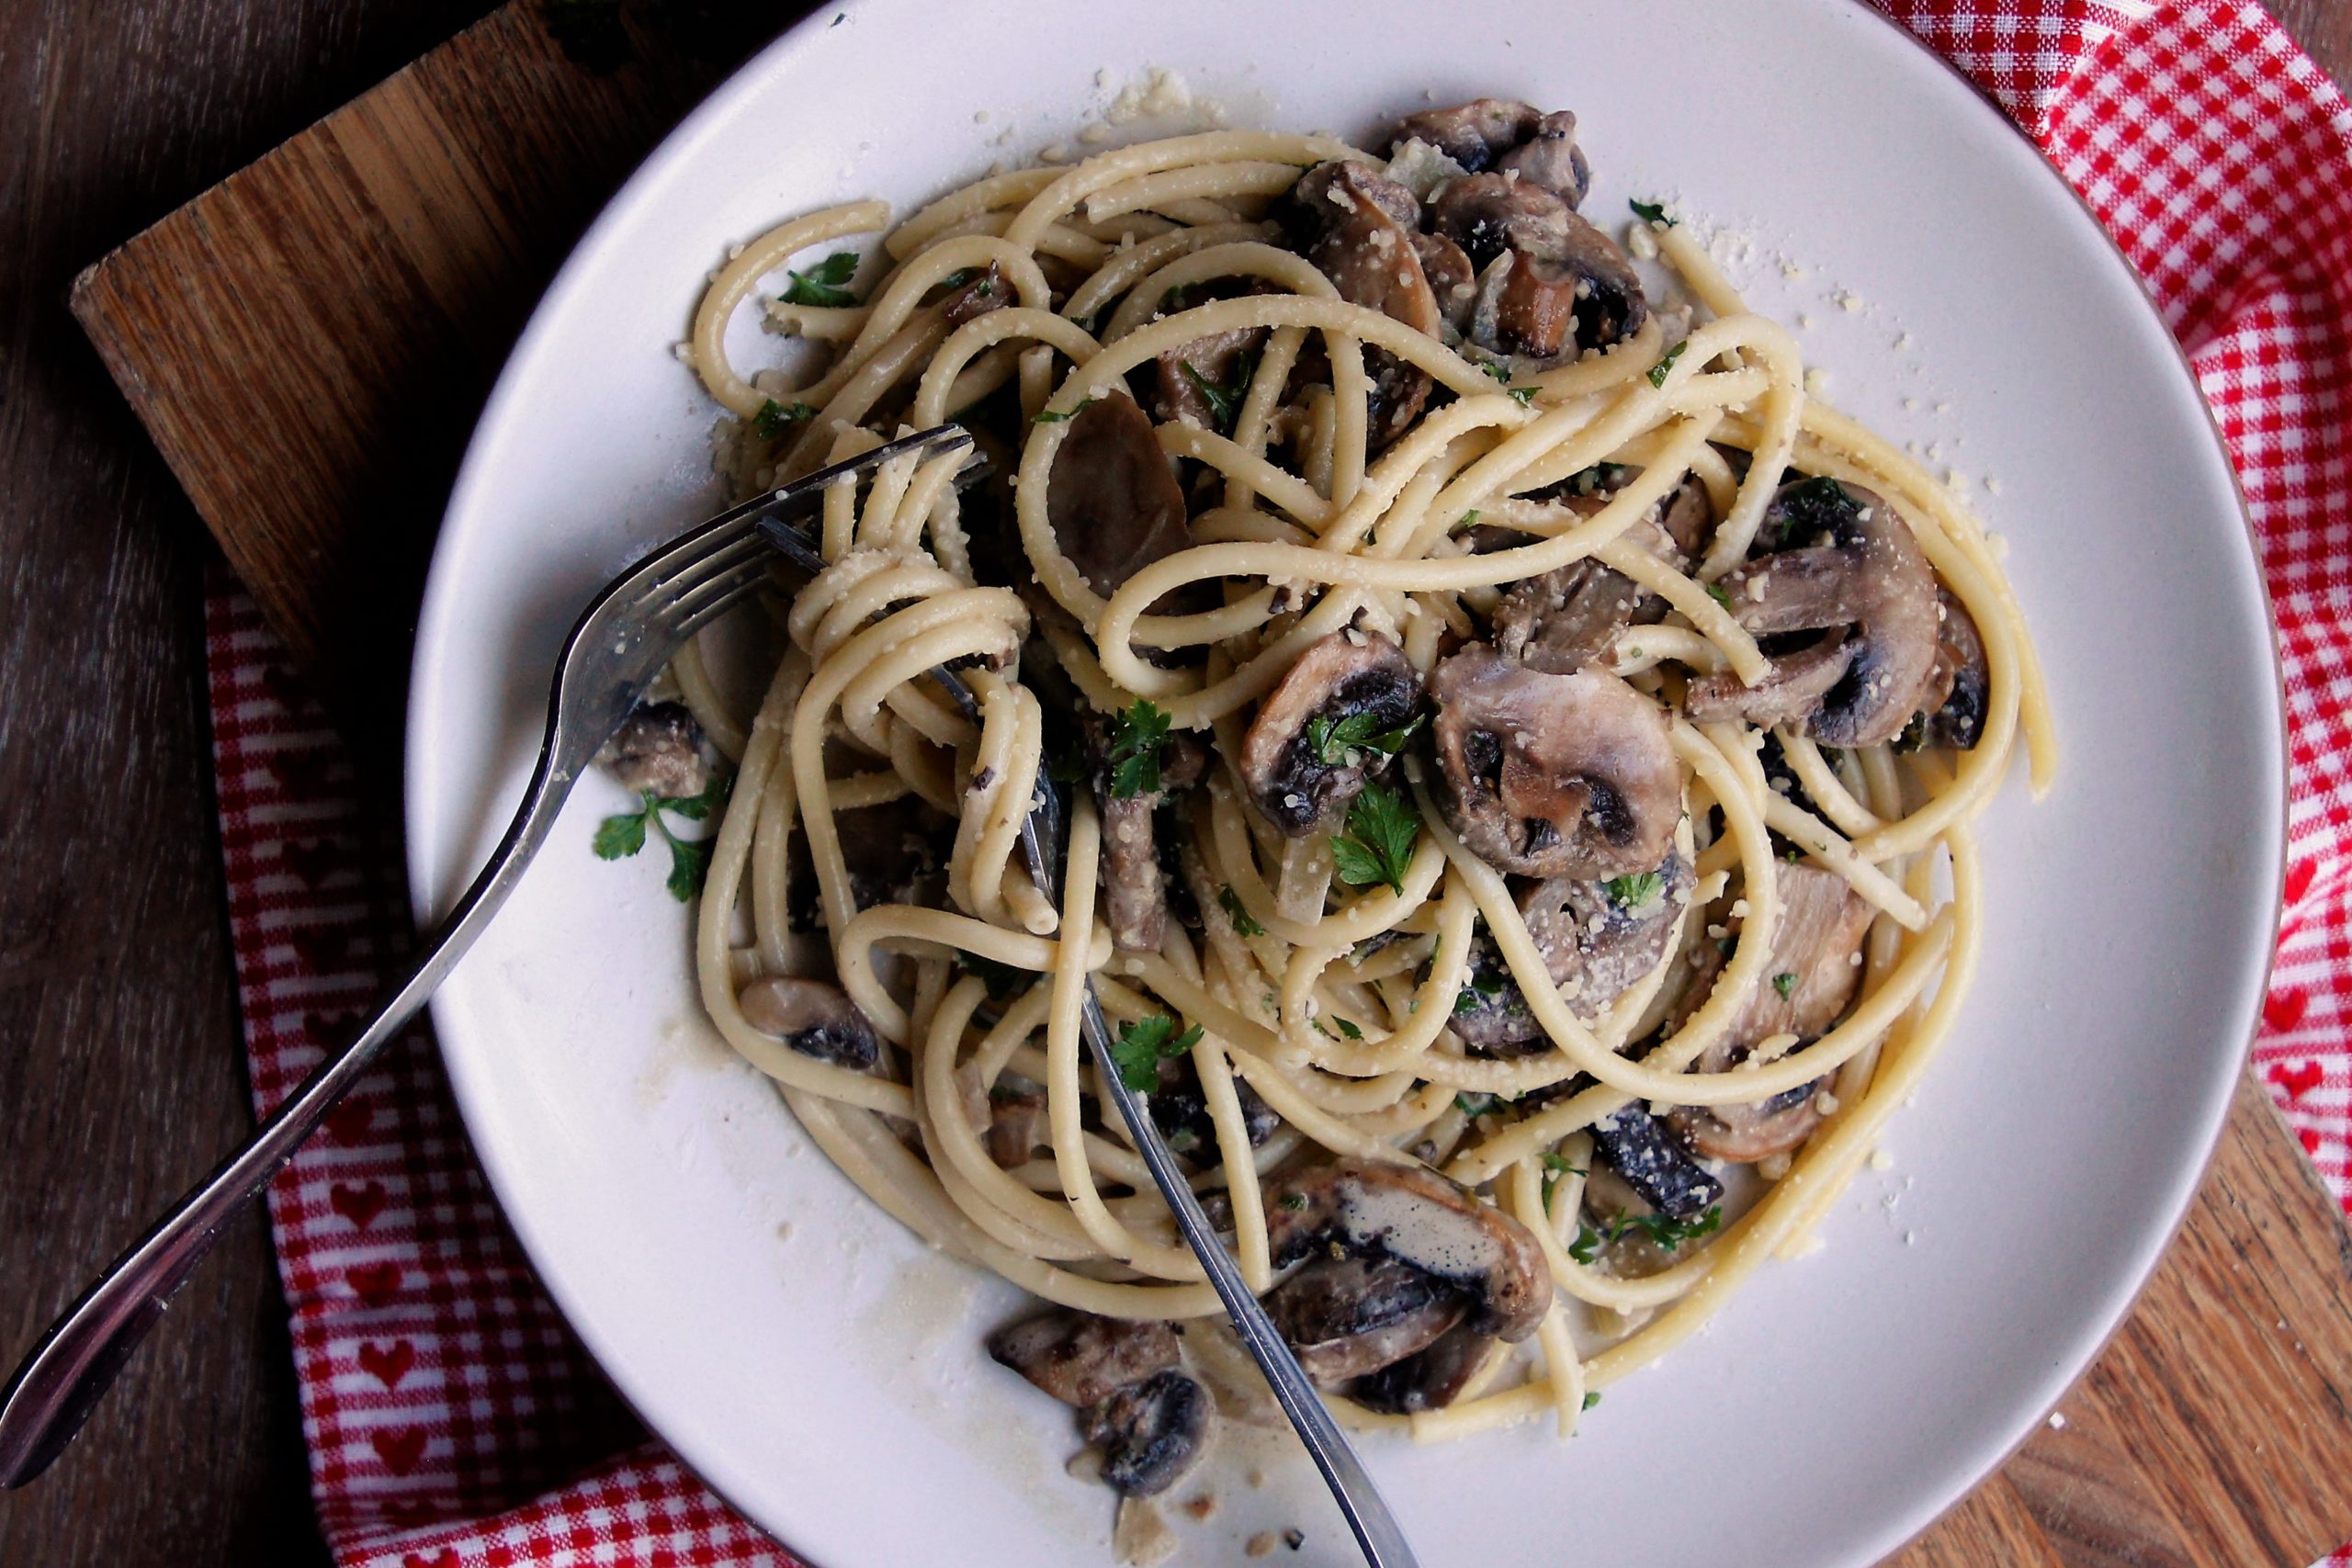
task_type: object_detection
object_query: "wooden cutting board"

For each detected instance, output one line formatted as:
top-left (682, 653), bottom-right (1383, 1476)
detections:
top-left (69, 5), bottom-right (2352, 1562)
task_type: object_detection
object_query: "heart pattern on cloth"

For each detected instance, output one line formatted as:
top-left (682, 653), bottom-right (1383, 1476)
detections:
top-left (401, 1552), bottom-right (458, 1568)
top-left (2266, 987), bottom-right (2311, 1032)
top-left (358, 1339), bottom-right (417, 1389)
top-left (2272, 1061), bottom-right (2325, 1101)
top-left (372, 1427), bottom-right (428, 1475)
top-left (346, 1261), bottom-right (402, 1308)
top-left (332, 1180), bottom-right (390, 1230)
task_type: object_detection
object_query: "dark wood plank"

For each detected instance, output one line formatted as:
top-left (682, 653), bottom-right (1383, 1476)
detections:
top-left (0, 3), bottom-right (501, 1565)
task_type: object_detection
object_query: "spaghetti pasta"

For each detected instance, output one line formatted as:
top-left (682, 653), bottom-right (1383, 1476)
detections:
top-left (633, 97), bottom-right (2050, 1509)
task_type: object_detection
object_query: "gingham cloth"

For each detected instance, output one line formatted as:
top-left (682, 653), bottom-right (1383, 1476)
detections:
top-left (197, 2), bottom-right (2352, 1562)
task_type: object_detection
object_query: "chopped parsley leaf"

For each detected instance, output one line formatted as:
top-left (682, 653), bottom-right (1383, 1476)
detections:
top-left (1703, 581), bottom-right (1734, 609)
top-left (1647, 339), bottom-right (1690, 389)
top-left (1454, 1091), bottom-right (1498, 1118)
top-left (1332, 1016), bottom-right (1364, 1041)
top-left (1773, 971), bottom-right (1798, 999)
top-left (1217, 885), bottom-right (1265, 938)
top-left (1452, 510), bottom-right (1481, 536)
top-left (1506, 386), bottom-right (1538, 408)
top-left (1603, 870), bottom-right (1665, 908)
top-left (1107, 1013), bottom-right (1204, 1092)
top-left (1569, 1224), bottom-right (1602, 1265)
top-left (1605, 1204), bottom-right (1724, 1252)
top-left (1305, 710), bottom-right (1423, 768)
top-left (1032, 395), bottom-right (1098, 424)
top-left (1179, 356), bottom-right (1254, 430)
top-left (1106, 699), bottom-right (1172, 798)
top-left (1583, 1390), bottom-right (1603, 1410)
top-left (781, 251), bottom-right (860, 308)
top-left (1279, 1192), bottom-right (1309, 1212)
top-left (1329, 781), bottom-right (1419, 897)
top-left (752, 399), bottom-right (817, 440)
top-left (1629, 197), bottom-right (1675, 228)
top-left (593, 774), bottom-right (733, 901)
top-left (1541, 1152), bottom-right (1586, 1178)
top-left (1481, 360), bottom-right (1511, 384)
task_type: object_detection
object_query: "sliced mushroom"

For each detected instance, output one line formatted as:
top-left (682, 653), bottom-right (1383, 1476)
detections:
top-left (1665, 863), bottom-right (1874, 1162)
top-left (1265, 1254), bottom-right (1466, 1387)
top-left (1588, 1102), bottom-right (1722, 1220)
top-left (1386, 98), bottom-right (1542, 175)
top-left (1445, 933), bottom-right (1540, 1054)
top-left (1917, 587), bottom-right (1989, 749)
top-left (1045, 392), bottom-right (1193, 599)
top-left (1148, 1057), bottom-right (1281, 1161)
top-left (1493, 479), bottom-right (1715, 674)
top-left (595, 701), bottom-right (713, 800)
top-left (1154, 323), bottom-right (1269, 430)
top-left (1412, 231), bottom-right (1477, 335)
top-left (1350, 1320), bottom-right (1505, 1415)
top-left (937, 263), bottom-right (1010, 326)
top-left (1083, 719), bottom-right (1208, 954)
top-left (738, 977), bottom-right (880, 1071)
top-left (1238, 630), bottom-right (1421, 836)
top-left (1285, 161), bottom-right (1441, 444)
top-left (989, 1309), bottom-right (1182, 1409)
top-left (1430, 646), bottom-right (1679, 880)
top-left (1494, 109), bottom-right (1592, 208)
top-left (985, 1082), bottom-right (1047, 1168)
top-left (1519, 849), bottom-right (1695, 1018)
top-left (1081, 1369), bottom-right (1214, 1496)
top-left (1430, 171), bottom-right (1573, 268)
top-left (1679, 478), bottom-right (1941, 746)
top-left (1262, 1156), bottom-right (1549, 1341)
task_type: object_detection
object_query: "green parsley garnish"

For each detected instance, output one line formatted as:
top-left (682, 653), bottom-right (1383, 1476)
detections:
top-left (752, 399), bottom-right (817, 440)
top-left (1569, 1224), bottom-right (1602, 1266)
top-left (1603, 871), bottom-right (1665, 908)
top-left (1452, 965), bottom-right (1503, 1015)
top-left (1507, 386), bottom-right (1538, 408)
top-left (1481, 360), bottom-right (1511, 384)
top-left (1647, 339), bottom-right (1690, 389)
top-left (593, 774), bottom-right (733, 901)
top-left (1304, 711), bottom-right (1423, 769)
top-left (1108, 1014), bottom-right (1204, 1092)
top-left (1332, 1016), bottom-right (1364, 1041)
top-left (1773, 971), bottom-right (1798, 999)
top-left (1574, 1205), bottom-right (1725, 1259)
top-left (1033, 395), bottom-right (1098, 424)
top-left (1454, 1091), bottom-right (1498, 1118)
top-left (1541, 1152), bottom-right (1586, 1179)
top-left (1179, 356), bottom-right (1253, 430)
top-left (1280, 1192), bottom-right (1309, 1211)
top-left (1629, 197), bottom-right (1675, 228)
top-left (1703, 581), bottom-right (1734, 609)
top-left (1583, 1390), bottom-right (1603, 1410)
top-left (781, 251), bottom-right (860, 308)
top-left (1106, 700), bottom-right (1172, 798)
top-left (1329, 781), bottom-right (1419, 897)
top-left (1452, 510), bottom-right (1481, 536)
top-left (1217, 885), bottom-right (1265, 938)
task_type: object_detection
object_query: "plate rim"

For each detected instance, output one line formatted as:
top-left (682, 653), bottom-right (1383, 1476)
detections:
top-left (402, 0), bottom-right (2292, 1560)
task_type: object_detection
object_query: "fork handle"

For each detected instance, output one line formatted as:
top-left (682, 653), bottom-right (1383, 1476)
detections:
top-left (0, 716), bottom-right (581, 1490)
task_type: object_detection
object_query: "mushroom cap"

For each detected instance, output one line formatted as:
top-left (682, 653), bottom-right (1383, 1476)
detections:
top-left (1494, 109), bottom-right (1592, 207)
top-left (1519, 848), bottom-right (1696, 1019)
top-left (989, 1309), bottom-right (1182, 1409)
top-left (1153, 323), bottom-right (1269, 430)
top-left (1588, 1102), bottom-right (1723, 1220)
top-left (1265, 1253), bottom-right (1466, 1387)
top-left (1386, 98), bottom-right (1543, 175)
top-left (936, 263), bottom-right (1011, 326)
top-left (737, 977), bottom-right (880, 1071)
top-left (595, 701), bottom-right (713, 800)
top-left (1287, 161), bottom-right (1442, 444)
top-left (1687, 478), bottom-right (1942, 747)
top-left (1918, 587), bottom-right (1990, 749)
top-left (1238, 629), bottom-right (1422, 836)
top-left (1262, 1156), bottom-right (1550, 1341)
top-left (1430, 646), bottom-right (1680, 880)
top-left (1044, 391), bottom-right (1193, 600)
top-left (1081, 1369), bottom-right (1214, 1497)
top-left (1349, 1320), bottom-right (1506, 1416)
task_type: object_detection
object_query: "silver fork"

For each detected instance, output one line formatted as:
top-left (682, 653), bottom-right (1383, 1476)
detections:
top-left (3, 424), bottom-right (1419, 1568)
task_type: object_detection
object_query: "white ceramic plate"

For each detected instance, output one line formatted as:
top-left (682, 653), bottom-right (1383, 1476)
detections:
top-left (406, 2), bottom-right (2284, 1563)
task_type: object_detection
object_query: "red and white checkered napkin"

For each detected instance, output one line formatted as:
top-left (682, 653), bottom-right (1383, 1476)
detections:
top-left (201, 3), bottom-right (2352, 1562)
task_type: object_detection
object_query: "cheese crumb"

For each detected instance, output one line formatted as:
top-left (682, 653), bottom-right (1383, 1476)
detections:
top-left (1869, 1147), bottom-right (1894, 1173)
top-left (1803, 367), bottom-right (1830, 397)
top-left (1837, 290), bottom-right (1864, 313)
top-left (1780, 259), bottom-right (1808, 280)
top-left (2048, 1411), bottom-right (2068, 1430)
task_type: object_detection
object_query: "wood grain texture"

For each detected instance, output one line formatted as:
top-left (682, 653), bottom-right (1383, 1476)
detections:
top-left (28, 1), bottom-right (2352, 1565)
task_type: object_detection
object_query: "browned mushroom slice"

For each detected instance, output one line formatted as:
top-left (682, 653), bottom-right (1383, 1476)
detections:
top-left (1447, 935), bottom-right (1541, 1055)
top-left (1386, 97), bottom-right (1542, 174)
top-left (1045, 392), bottom-right (1193, 599)
top-left (1266, 1254), bottom-right (1466, 1387)
top-left (1430, 646), bottom-right (1679, 880)
top-left (1350, 1320), bottom-right (1505, 1415)
top-left (1666, 863), bottom-right (1875, 1162)
top-left (1589, 1102), bottom-right (1723, 1219)
top-left (1412, 231), bottom-right (1477, 335)
top-left (988, 1309), bottom-right (1182, 1409)
top-left (1684, 637), bottom-right (1857, 730)
top-left (1153, 323), bottom-right (1269, 430)
top-left (1082, 1370), bottom-right (1214, 1496)
top-left (595, 701), bottom-right (713, 800)
top-left (1286, 161), bottom-right (1442, 445)
top-left (1082, 716), bottom-right (1208, 955)
top-left (738, 977), bottom-right (880, 1071)
top-left (984, 1083), bottom-right (1046, 1168)
top-left (1493, 109), bottom-right (1592, 207)
top-left (1238, 630), bottom-right (1422, 836)
top-left (1917, 587), bottom-right (1990, 749)
top-left (1430, 171), bottom-right (1574, 268)
top-left (1262, 1156), bottom-right (1549, 1341)
top-left (1519, 850), bottom-right (1695, 1019)
top-left (1689, 478), bottom-right (1941, 746)
top-left (936, 263), bottom-right (1010, 325)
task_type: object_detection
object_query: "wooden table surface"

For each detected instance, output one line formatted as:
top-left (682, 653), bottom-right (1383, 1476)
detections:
top-left (3, 4), bottom-right (2348, 1565)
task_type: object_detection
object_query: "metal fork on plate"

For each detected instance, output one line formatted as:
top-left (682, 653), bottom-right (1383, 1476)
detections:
top-left (0, 425), bottom-right (1419, 1568)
